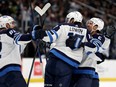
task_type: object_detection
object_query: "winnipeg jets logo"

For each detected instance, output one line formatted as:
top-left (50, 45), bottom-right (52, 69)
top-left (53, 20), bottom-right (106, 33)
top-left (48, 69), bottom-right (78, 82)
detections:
top-left (34, 3), bottom-right (51, 16)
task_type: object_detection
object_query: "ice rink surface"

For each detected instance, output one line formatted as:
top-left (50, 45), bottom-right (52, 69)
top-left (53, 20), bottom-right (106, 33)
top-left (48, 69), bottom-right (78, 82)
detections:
top-left (29, 82), bottom-right (116, 87)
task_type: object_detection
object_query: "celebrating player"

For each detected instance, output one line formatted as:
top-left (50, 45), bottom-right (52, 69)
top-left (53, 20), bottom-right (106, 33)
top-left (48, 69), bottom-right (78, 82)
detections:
top-left (70, 17), bottom-right (110, 87)
top-left (32, 11), bottom-right (90, 87)
top-left (0, 15), bottom-right (39, 87)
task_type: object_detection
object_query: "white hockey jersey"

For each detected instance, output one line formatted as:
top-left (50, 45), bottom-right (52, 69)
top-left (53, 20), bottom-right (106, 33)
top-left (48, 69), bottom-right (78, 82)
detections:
top-left (74, 33), bottom-right (110, 76)
top-left (39, 23), bottom-right (88, 68)
top-left (0, 28), bottom-right (31, 76)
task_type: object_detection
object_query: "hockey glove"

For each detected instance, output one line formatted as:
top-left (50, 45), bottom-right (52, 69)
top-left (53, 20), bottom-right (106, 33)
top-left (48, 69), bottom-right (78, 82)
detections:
top-left (66, 35), bottom-right (84, 50)
top-left (96, 52), bottom-right (105, 64)
top-left (104, 25), bottom-right (116, 39)
top-left (31, 25), bottom-right (44, 40)
top-left (38, 40), bottom-right (51, 55)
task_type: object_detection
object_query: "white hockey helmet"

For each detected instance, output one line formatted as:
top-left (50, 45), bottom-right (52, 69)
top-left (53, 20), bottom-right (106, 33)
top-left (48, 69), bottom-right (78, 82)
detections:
top-left (89, 17), bottom-right (104, 31)
top-left (0, 15), bottom-right (15, 28)
top-left (66, 11), bottom-right (83, 23)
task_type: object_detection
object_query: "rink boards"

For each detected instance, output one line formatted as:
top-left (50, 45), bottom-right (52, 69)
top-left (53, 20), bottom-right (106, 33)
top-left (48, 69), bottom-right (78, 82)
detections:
top-left (22, 58), bottom-right (116, 82)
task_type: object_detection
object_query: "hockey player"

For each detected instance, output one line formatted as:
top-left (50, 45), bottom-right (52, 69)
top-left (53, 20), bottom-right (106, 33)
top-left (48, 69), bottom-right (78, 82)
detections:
top-left (91, 38), bottom-right (110, 87)
top-left (87, 18), bottom-right (112, 87)
top-left (70, 17), bottom-right (108, 87)
top-left (0, 15), bottom-right (39, 87)
top-left (32, 11), bottom-right (89, 87)
top-left (91, 24), bottom-right (116, 87)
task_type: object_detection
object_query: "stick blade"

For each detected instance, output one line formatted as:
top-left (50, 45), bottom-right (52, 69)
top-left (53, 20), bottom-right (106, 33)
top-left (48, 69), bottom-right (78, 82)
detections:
top-left (34, 3), bottom-right (51, 16)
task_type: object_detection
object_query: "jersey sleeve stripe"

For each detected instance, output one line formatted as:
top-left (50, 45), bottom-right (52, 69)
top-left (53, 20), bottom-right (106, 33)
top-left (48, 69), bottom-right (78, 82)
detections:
top-left (14, 34), bottom-right (22, 44)
top-left (46, 31), bottom-right (53, 43)
top-left (51, 30), bottom-right (58, 39)
top-left (90, 38), bottom-right (102, 47)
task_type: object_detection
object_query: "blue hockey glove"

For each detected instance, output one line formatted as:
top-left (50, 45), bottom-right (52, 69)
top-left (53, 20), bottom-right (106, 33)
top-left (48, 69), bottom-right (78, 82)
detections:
top-left (31, 25), bottom-right (42, 40)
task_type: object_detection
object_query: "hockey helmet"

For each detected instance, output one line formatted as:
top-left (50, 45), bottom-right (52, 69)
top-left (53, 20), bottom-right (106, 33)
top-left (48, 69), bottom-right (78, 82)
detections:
top-left (89, 17), bottom-right (104, 31)
top-left (66, 11), bottom-right (83, 23)
top-left (0, 15), bottom-right (15, 28)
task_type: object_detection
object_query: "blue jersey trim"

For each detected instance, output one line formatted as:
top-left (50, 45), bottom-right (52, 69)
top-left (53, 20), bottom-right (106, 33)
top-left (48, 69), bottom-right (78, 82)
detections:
top-left (93, 72), bottom-right (99, 79)
top-left (0, 66), bottom-right (21, 77)
top-left (73, 69), bottom-right (95, 76)
top-left (51, 30), bottom-right (58, 39)
top-left (15, 34), bottom-right (22, 45)
top-left (50, 49), bottom-right (80, 68)
top-left (46, 31), bottom-right (53, 43)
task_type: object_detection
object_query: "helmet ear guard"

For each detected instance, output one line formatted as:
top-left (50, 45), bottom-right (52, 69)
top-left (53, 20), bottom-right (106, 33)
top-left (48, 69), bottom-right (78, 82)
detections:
top-left (66, 11), bottom-right (83, 23)
top-left (0, 15), bottom-right (15, 29)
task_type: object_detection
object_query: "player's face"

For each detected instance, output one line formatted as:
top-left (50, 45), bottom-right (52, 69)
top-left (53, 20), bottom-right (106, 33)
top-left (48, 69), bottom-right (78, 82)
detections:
top-left (86, 20), bottom-right (94, 32)
top-left (9, 21), bottom-right (17, 29)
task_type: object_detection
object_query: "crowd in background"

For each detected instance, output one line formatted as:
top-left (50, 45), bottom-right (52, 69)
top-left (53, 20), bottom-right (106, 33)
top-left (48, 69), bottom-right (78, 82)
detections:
top-left (0, 0), bottom-right (116, 59)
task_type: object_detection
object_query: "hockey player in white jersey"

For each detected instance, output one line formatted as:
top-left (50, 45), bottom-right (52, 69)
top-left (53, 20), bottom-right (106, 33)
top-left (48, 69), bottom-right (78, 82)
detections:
top-left (70, 17), bottom-right (109, 87)
top-left (0, 15), bottom-right (39, 87)
top-left (91, 24), bottom-right (116, 87)
top-left (86, 18), bottom-right (111, 87)
top-left (32, 11), bottom-right (89, 87)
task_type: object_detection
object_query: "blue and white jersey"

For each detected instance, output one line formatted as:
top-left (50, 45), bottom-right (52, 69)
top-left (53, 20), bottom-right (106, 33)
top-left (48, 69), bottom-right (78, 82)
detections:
top-left (98, 37), bottom-right (110, 57)
top-left (0, 28), bottom-right (31, 76)
top-left (73, 32), bottom-right (109, 76)
top-left (40, 23), bottom-right (88, 68)
top-left (19, 44), bottom-right (27, 54)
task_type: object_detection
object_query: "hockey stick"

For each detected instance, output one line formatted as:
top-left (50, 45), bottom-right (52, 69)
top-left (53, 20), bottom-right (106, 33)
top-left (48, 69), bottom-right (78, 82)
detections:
top-left (34, 3), bottom-right (51, 28)
top-left (34, 3), bottom-right (51, 16)
top-left (27, 2), bottom-right (51, 87)
top-left (34, 2), bottom-right (51, 61)
top-left (34, 3), bottom-right (51, 62)
top-left (27, 0), bottom-right (36, 86)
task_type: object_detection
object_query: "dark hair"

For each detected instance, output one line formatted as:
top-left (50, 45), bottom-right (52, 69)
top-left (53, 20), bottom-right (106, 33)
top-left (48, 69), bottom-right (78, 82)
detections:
top-left (74, 22), bottom-right (82, 27)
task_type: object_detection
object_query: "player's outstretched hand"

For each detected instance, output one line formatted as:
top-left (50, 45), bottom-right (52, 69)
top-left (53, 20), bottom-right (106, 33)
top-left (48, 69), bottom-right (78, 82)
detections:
top-left (105, 25), bottom-right (116, 39)
top-left (31, 25), bottom-right (42, 40)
